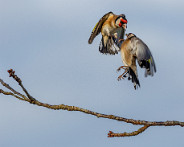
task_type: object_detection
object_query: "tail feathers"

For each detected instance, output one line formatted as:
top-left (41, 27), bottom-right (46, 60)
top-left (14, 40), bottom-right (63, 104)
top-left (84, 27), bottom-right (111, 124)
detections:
top-left (138, 59), bottom-right (156, 77)
top-left (125, 67), bottom-right (140, 90)
top-left (99, 37), bottom-right (119, 55)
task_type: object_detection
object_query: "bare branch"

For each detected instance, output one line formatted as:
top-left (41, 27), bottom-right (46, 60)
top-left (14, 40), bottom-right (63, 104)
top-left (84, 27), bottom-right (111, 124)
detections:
top-left (7, 69), bottom-right (36, 102)
top-left (108, 125), bottom-right (150, 137)
top-left (0, 69), bottom-right (184, 137)
top-left (0, 89), bottom-right (25, 101)
top-left (0, 78), bottom-right (27, 100)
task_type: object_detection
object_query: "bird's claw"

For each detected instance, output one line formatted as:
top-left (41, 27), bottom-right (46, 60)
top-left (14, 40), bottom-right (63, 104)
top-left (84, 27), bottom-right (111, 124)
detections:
top-left (117, 66), bottom-right (128, 81)
top-left (117, 67), bottom-right (121, 72)
top-left (117, 75), bottom-right (124, 81)
top-left (117, 66), bottom-right (127, 72)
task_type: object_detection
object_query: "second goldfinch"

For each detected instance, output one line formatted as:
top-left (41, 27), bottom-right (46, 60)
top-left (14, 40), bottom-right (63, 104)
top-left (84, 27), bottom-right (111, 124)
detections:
top-left (117, 33), bottom-right (156, 89)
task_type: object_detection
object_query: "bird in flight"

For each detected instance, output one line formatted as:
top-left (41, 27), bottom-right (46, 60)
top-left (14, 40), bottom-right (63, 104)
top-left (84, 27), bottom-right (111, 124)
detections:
top-left (88, 12), bottom-right (127, 55)
top-left (116, 33), bottom-right (156, 89)
top-left (88, 12), bottom-right (156, 89)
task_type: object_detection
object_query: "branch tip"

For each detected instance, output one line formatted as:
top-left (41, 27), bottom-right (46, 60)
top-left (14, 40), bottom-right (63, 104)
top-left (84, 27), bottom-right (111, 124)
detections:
top-left (108, 131), bottom-right (114, 137)
top-left (7, 69), bottom-right (21, 83)
top-left (7, 69), bottom-right (36, 102)
top-left (107, 125), bottom-right (150, 137)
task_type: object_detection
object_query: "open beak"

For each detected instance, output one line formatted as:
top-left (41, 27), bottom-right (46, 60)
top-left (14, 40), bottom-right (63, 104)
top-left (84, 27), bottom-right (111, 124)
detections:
top-left (122, 24), bottom-right (127, 30)
top-left (120, 18), bottom-right (127, 30)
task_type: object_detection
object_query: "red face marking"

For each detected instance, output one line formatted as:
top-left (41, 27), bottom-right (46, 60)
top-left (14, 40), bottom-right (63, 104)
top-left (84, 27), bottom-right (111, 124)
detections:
top-left (120, 18), bottom-right (127, 24)
top-left (119, 18), bottom-right (127, 27)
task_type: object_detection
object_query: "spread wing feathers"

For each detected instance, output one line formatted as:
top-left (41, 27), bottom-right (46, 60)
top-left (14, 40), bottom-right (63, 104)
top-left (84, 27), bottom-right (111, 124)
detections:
top-left (88, 12), bottom-right (113, 44)
top-left (131, 37), bottom-right (156, 77)
top-left (99, 36), bottom-right (119, 55)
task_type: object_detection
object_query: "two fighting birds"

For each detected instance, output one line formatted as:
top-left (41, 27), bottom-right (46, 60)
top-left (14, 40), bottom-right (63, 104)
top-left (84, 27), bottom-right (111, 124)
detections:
top-left (88, 12), bottom-right (156, 89)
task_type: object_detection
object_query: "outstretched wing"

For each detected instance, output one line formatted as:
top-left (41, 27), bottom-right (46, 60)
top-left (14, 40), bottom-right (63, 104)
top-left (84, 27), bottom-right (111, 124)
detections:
top-left (88, 12), bottom-right (113, 44)
top-left (132, 37), bottom-right (156, 77)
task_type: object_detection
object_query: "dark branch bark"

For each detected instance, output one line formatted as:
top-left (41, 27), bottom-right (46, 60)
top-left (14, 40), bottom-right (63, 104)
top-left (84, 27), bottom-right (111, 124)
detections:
top-left (108, 125), bottom-right (150, 137)
top-left (0, 69), bottom-right (183, 137)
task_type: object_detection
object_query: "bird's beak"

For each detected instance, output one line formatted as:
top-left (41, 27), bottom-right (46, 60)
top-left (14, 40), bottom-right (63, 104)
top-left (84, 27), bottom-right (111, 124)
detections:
top-left (122, 24), bottom-right (127, 30)
top-left (120, 18), bottom-right (127, 24)
top-left (126, 34), bottom-right (128, 37)
top-left (120, 18), bottom-right (127, 30)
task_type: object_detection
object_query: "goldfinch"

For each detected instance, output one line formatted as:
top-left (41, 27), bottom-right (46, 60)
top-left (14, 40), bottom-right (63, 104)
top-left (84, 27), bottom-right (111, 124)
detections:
top-left (117, 33), bottom-right (156, 89)
top-left (88, 12), bottom-right (127, 55)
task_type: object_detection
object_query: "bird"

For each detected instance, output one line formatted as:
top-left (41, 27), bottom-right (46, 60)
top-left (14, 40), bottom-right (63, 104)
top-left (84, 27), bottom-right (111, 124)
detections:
top-left (116, 33), bottom-right (156, 89)
top-left (88, 12), bottom-right (128, 55)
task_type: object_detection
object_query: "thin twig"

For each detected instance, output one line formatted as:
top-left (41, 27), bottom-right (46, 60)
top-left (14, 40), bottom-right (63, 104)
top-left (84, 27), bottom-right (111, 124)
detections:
top-left (7, 69), bottom-right (36, 102)
top-left (108, 125), bottom-right (150, 137)
top-left (0, 89), bottom-right (26, 101)
top-left (0, 79), bottom-right (28, 100)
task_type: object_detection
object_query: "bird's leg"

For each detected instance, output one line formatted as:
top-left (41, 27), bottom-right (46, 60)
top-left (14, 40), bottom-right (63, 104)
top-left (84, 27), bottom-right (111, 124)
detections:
top-left (117, 70), bottom-right (128, 81)
top-left (117, 66), bottom-right (128, 72)
top-left (118, 39), bottom-right (124, 42)
top-left (117, 66), bottom-right (129, 81)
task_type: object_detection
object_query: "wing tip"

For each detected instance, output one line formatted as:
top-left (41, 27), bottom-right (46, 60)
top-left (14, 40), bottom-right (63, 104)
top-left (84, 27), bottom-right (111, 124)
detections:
top-left (88, 39), bottom-right (92, 44)
top-left (88, 34), bottom-right (94, 44)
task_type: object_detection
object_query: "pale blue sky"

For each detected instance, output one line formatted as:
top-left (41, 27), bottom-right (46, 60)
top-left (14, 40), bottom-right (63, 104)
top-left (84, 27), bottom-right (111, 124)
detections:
top-left (0, 0), bottom-right (184, 146)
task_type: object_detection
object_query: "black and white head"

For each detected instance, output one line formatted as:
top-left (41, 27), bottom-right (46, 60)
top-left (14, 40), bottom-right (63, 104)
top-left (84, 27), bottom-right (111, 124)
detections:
top-left (126, 33), bottom-right (136, 39)
top-left (115, 14), bottom-right (127, 30)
